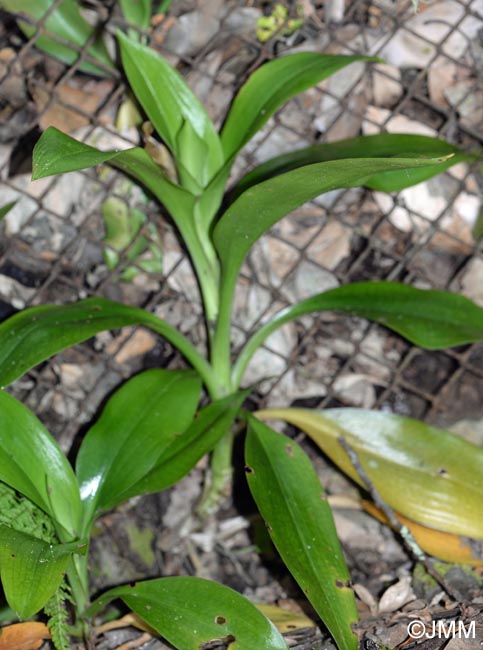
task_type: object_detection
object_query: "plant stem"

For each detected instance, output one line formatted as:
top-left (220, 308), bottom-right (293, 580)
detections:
top-left (67, 554), bottom-right (91, 625)
top-left (197, 276), bottom-right (239, 515)
top-left (198, 429), bottom-right (235, 517)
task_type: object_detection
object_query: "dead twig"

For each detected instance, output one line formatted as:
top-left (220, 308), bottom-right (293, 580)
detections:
top-left (337, 435), bottom-right (464, 602)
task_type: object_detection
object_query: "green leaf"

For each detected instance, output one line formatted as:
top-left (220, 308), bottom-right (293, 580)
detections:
top-left (234, 133), bottom-right (473, 197)
top-left (0, 0), bottom-right (113, 75)
top-left (221, 53), bottom-right (378, 161)
top-left (119, 0), bottom-right (151, 30)
top-left (256, 408), bottom-right (483, 540)
top-left (32, 128), bottom-right (218, 299)
top-left (102, 198), bottom-right (146, 252)
top-left (246, 415), bottom-right (358, 650)
top-left (32, 128), bottom-right (195, 226)
top-left (120, 390), bottom-right (249, 501)
top-left (0, 392), bottom-right (81, 537)
top-left (0, 297), bottom-right (212, 389)
top-left (76, 369), bottom-right (201, 528)
top-left (117, 32), bottom-right (223, 188)
top-left (0, 201), bottom-right (16, 221)
top-left (0, 526), bottom-right (84, 618)
top-left (213, 156), bottom-right (451, 304)
top-left (87, 577), bottom-right (288, 650)
top-left (233, 281), bottom-right (483, 385)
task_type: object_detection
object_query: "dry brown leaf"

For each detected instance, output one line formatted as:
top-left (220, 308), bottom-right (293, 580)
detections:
top-left (94, 612), bottom-right (153, 635)
top-left (0, 622), bottom-right (50, 650)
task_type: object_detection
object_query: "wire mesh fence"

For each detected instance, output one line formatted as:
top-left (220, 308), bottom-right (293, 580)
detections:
top-left (0, 0), bottom-right (482, 457)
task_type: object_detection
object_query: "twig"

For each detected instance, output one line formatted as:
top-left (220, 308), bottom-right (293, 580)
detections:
top-left (337, 435), bottom-right (463, 602)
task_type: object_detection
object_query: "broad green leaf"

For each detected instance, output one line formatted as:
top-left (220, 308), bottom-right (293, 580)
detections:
top-left (233, 282), bottom-right (483, 385)
top-left (256, 408), bottom-right (483, 540)
top-left (0, 201), bottom-right (16, 221)
top-left (117, 32), bottom-right (223, 188)
top-left (32, 128), bottom-right (195, 228)
top-left (119, 0), bottom-right (151, 30)
top-left (245, 416), bottom-right (358, 650)
top-left (76, 369), bottom-right (201, 528)
top-left (0, 392), bottom-right (81, 537)
top-left (213, 156), bottom-right (451, 303)
top-left (0, 0), bottom-right (113, 75)
top-left (0, 526), bottom-right (84, 618)
top-left (32, 128), bottom-right (218, 295)
top-left (233, 134), bottom-right (473, 197)
top-left (120, 390), bottom-right (249, 501)
top-left (221, 53), bottom-right (377, 161)
top-left (0, 297), bottom-right (211, 388)
top-left (87, 577), bottom-right (288, 650)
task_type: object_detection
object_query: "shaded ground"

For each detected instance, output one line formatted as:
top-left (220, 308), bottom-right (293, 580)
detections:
top-left (1, 1), bottom-right (483, 648)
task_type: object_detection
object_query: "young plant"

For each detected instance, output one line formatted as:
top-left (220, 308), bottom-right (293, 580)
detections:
top-left (1, 34), bottom-right (483, 649)
top-left (0, 373), bottom-right (292, 649)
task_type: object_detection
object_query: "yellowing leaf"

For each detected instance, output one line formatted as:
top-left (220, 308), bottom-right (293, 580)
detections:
top-left (256, 603), bottom-right (316, 633)
top-left (256, 408), bottom-right (483, 541)
top-left (361, 501), bottom-right (483, 567)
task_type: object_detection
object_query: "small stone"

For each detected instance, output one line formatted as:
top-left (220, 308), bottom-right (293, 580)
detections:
top-left (114, 330), bottom-right (158, 365)
top-left (306, 220), bottom-right (352, 270)
top-left (281, 260), bottom-right (339, 303)
top-left (333, 373), bottom-right (377, 408)
top-left (371, 63), bottom-right (402, 107)
top-left (163, 10), bottom-right (220, 57)
top-left (460, 258), bottom-right (483, 306)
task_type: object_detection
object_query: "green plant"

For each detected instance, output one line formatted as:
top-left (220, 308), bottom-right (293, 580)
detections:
top-left (0, 375), bottom-right (292, 649)
top-left (0, 0), bottom-right (153, 75)
top-left (256, 3), bottom-right (304, 43)
top-left (1, 35), bottom-right (483, 649)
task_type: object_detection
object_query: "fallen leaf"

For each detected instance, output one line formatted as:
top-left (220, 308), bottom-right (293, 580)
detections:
top-left (0, 622), bottom-right (50, 650)
top-left (378, 576), bottom-right (415, 614)
top-left (256, 603), bottom-right (316, 633)
top-left (362, 501), bottom-right (483, 566)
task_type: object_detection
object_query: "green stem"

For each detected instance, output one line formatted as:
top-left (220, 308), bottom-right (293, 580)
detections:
top-left (67, 554), bottom-right (91, 619)
top-left (198, 276), bottom-right (238, 516)
top-left (198, 429), bottom-right (235, 517)
top-left (141, 311), bottom-right (219, 394)
top-left (210, 276), bottom-right (234, 386)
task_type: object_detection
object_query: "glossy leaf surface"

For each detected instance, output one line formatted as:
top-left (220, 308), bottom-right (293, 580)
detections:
top-left (0, 527), bottom-right (83, 618)
top-left (246, 416), bottom-right (358, 650)
top-left (118, 32), bottom-right (223, 187)
top-left (120, 390), bottom-right (249, 501)
top-left (76, 369), bottom-right (201, 526)
top-left (221, 53), bottom-right (377, 160)
top-left (234, 133), bottom-right (472, 196)
top-left (119, 0), bottom-right (151, 29)
top-left (256, 408), bottom-right (483, 539)
top-left (233, 281), bottom-right (483, 384)
top-left (214, 156), bottom-right (450, 298)
top-left (0, 297), bottom-right (209, 388)
top-left (1, 0), bottom-right (112, 75)
top-left (87, 577), bottom-right (288, 650)
top-left (0, 392), bottom-right (81, 536)
top-left (32, 128), bottom-right (194, 224)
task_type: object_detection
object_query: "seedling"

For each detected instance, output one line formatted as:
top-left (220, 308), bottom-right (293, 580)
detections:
top-left (1, 35), bottom-right (483, 649)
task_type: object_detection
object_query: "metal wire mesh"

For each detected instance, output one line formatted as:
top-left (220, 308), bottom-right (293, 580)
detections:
top-left (0, 0), bottom-right (482, 457)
